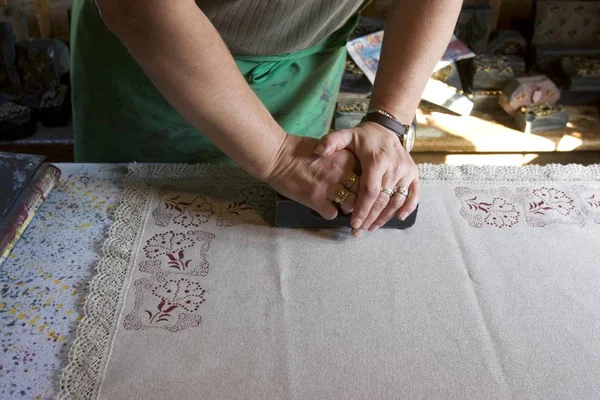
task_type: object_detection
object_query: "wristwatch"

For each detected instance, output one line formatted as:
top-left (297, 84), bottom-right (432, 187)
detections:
top-left (362, 109), bottom-right (416, 153)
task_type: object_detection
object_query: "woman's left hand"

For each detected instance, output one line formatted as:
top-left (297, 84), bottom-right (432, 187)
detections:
top-left (314, 121), bottom-right (420, 237)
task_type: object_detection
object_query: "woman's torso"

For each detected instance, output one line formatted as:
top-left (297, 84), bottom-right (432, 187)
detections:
top-left (197, 0), bottom-right (366, 55)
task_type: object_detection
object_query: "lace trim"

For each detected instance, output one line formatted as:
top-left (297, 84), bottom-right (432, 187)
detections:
top-left (57, 169), bottom-right (151, 399)
top-left (418, 163), bottom-right (600, 183)
top-left (57, 162), bottom-right (600, 399)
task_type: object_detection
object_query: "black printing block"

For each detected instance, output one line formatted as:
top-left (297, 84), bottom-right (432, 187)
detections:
top-left (0, 101), bottom-right (36, 140)
top-left (275, 195), bottom-right (418, 229)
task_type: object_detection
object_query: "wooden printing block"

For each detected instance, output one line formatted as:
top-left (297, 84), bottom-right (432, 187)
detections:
top-left (533, 44), bottom-right (600, 74)
top-left (486, 31), bottom-right (528, 57)
top-left (501, 55), bottom-right (526, 76)
top-left (334, 96), bottom-right (368, 130)
top-left (37, 82), bottom-right (70, 127)
top-left (499, 75), bottom-right (561, 116)
top-left (0, 101), bottom-right (36, 140)
top-left (560, 55), bottom-right (600, 92)
top-left (513, 103), bottom-right (569, 133)
top-left (340, 57), bottom-right (372, 94)
top-left (466, 90), bottom-right (503, 111)
top-left (469, 55), bottom-right (515, 90)
top-left (454, 4), bottom-right (493, 54)
top-left (15, 39), bottom-right (70, 86)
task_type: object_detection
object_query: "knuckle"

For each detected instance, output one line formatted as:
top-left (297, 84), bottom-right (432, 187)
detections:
top-left (373, 197), bottom-right (389, 210)
top-left (391, 196), bottom-right (405, 208)
top-left (362, 185), bottom-right (380, 198)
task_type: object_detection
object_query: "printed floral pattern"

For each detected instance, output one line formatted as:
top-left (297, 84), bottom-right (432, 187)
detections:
top-left (517, 187), bottom-right (584, 227)
top-left (140, 231), bottom-right (215, 278)
top-left (128, 181), bottom-right (273, 333)
top-left (572, 185), bottom-right (600, 224)
top-left (123, 277), bottom-right (203, 332)
top-left (456, 187), bottom-right (520, 228)
top-left (152, 185), bottom-right (273, 228)
top-left (456, 185), bottom-right (597, 228)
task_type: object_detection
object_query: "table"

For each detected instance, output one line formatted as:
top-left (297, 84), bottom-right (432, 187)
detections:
top-left (2, 163), bottom-right (600, 399)
top-left (0, 164), bottom-right (124, 400)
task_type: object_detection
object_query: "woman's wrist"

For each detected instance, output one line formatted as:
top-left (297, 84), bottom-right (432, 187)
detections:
top-left (237, 127), bottom-right (288, 183)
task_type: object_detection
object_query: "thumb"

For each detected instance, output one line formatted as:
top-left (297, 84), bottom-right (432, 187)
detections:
top-left (314, 129), bottom-right (354, 157)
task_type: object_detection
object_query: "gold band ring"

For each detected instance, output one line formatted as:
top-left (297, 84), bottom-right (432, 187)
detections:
top-left (334, 188), bottom-right (351, 206)
top-left (343, 174), bottom-right (358, 190)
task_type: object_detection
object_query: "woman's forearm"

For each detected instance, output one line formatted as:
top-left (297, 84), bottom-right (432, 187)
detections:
top-left (96, 0), bottom-right (286, 180)
top-left (369, 0), bottom-right (463, 122)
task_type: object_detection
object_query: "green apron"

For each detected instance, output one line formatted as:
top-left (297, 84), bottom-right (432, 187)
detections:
top-left (71, 1), bottom-right (358, 163)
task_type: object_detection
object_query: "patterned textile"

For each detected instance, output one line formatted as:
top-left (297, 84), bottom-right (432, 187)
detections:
top-left (0, 164), bottom-right (123, 399)
top-left (58, 163), bottom-right (600, 400)
top-left (532, 0), bottom-right (600, 46)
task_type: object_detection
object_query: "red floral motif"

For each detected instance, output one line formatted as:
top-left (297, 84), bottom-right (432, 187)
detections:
top-left (463, 196), bottom-right (519, 228)
top-left (213, 185), bottom-right (273, 226)
top-left (164, 195), bottom-right (193, 213)
top-left (151, 278), bottom-right (206, 313)
top-left (586, 194), bottom-right (600, 209)
top-left (517, 187), bottom-right (584, 227)
top-left (166, 250), bottom-right (192, 271)
top-left (143, 231), bottom-right (195, 259)
top-left (528, 187), bottom-right (575, 216)
top-left (145, 297), bottom-right (179, 324)
top-left (141, 231), bottom-right (215, 277)
top-left (123, 277), bottom-right (203, 332)
top-left (172, 196), bottom-right (213, 227)
top-left (572, 185), bottom-right (600, 224)
top-left (456, 187), bottom-right (520, 228)
top-left (216, 200), bottom-right (254, 227)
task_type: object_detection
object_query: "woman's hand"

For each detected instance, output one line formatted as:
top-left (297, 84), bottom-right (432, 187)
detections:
top-left (314, 122), bottom-right (420, 237)
top-left (266, 134), bottom-right (361, 220)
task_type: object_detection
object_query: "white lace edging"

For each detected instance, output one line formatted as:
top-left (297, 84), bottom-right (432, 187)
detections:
top-left (130, 162), bottom-right (600, 184)
top-left (56, 162), bottom-right (600, 399)
top-left (418, 163), bottom-right (600, 183)
top-left (57, 168), bottom-right (151, 400)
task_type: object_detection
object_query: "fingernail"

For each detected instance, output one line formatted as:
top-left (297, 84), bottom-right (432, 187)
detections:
top-left (399, 212), bottom-right (408, 221)
top-left (369, 224), bottom-right (380, 232)
top-left (315, 144), bottom-right (325, 155)
top-left (353, 229), bottom-right (365, 238)
top-left (351, 218), bottom-right (363, 229)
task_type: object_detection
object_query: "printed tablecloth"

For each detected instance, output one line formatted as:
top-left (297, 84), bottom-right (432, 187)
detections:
top-left (56, 163), bottom-right (600, 400)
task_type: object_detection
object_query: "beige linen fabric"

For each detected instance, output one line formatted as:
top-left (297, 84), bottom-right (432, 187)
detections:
top-left (59, 164), bottom-right (600, 400)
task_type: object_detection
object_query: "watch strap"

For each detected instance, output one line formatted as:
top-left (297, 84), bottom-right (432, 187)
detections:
top-left (362, 110), bottom-right (409, 140)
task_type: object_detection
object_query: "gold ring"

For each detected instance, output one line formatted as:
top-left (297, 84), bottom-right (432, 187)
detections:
top-left (395, 186), bottom-right (409, 197)
top-left (334, 188), bottom-right (351, 206)
top-left (381, 187), bottom-right (394, 197)
top-left (343, 174), bottom-right (357, 190)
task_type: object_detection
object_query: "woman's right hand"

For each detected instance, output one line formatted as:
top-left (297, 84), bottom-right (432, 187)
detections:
top-left (265, 134), bottom-right (361, 220)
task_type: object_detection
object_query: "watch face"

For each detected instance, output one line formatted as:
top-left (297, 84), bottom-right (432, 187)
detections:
top-left (404, 124), bottom-right (416, 152)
